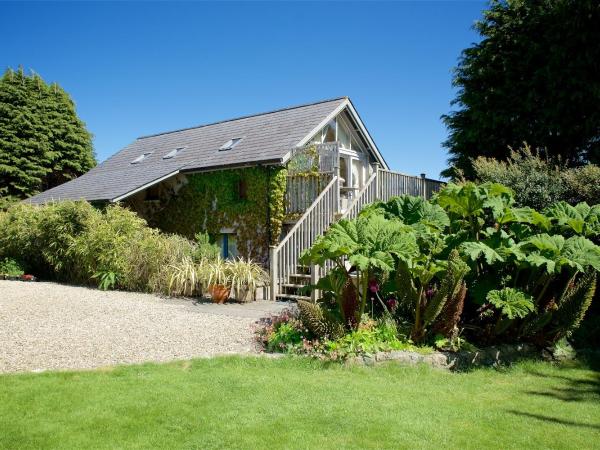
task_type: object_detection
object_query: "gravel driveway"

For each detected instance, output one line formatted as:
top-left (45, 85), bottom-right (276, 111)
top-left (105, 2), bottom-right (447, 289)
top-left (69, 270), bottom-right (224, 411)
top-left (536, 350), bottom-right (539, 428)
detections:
top-left (0, 281), bottom-right (290, 374)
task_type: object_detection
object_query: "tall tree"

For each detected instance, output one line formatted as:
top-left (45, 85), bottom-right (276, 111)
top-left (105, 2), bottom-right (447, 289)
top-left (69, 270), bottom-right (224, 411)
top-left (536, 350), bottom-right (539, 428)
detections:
top-left (0, 68), bottom-right (96, 207)
top-left (442, 0), bottom-right (600, 179)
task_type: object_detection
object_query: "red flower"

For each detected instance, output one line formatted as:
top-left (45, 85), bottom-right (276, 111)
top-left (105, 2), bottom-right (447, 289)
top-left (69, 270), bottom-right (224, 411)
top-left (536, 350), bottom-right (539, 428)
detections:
top-left (368, 279), bottom-right (379, 293)
top-left (386, 298), bottom-right (398, 310)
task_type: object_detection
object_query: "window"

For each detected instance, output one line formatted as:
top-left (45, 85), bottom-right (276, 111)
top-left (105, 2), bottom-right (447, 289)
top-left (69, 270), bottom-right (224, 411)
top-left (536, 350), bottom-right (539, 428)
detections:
top-left (217, 232), bottom-right (238, 259)
top-left (219, 137), bottom-right (243, 151)
top-left (339, 157), bottom-right (349, 187)
top-left (163, 147), bottom-right (185, 159)
top-left (145, 185), bottom-right (160, 201)
top-left (351, 135), bottom-right (364, 152)
top-left (237, 179), bottom-right (248, 200)
top-left (322, 120), bottom-right (336, 142)
top-left (131, 152), bottom-right (152, 164)
top-left (337, 117), bottom-right (351, 149)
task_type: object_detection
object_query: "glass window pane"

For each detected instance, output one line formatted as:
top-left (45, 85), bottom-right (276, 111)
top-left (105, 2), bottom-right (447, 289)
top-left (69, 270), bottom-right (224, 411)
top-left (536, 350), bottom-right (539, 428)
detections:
top-left (337, 118), bottom-right (351, 149)
top-left (322, 119), bottom-right (336, 142)
top-left (339, 157), bottom-right (348, 187)
top-left (351, 135), bottom-right (364, 152)
top-left (227, 235), bottom-right (238, 259)
top-left (310, 131), bottom-right (323, 144)
top-left (351, 159), bottom-right (362, 188)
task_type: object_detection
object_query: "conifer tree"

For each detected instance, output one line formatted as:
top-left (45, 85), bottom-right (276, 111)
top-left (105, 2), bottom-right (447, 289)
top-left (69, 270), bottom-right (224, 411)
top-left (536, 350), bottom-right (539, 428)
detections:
top-left (0, 67), bottom-right (95, 207)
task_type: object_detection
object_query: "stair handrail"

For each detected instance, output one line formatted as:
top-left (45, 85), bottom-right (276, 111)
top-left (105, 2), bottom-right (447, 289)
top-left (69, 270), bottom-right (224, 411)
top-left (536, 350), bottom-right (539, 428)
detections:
top-left (341, 171), bottom-right (378, 220)
top-left (270, 176), bottom-right (339, 300)
top-left (274, 175), bottom-right (338, 252)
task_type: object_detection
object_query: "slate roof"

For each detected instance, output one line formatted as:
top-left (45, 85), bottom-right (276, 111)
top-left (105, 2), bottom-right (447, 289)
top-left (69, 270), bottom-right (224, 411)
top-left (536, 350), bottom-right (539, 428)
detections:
top-left (27, 97), bottom-right (348, 204)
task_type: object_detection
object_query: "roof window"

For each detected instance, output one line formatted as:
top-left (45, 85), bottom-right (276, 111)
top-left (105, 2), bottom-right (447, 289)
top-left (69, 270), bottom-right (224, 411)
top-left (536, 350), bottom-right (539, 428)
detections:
top-left (219, 137), bottom-right (243, 151)
top-left (163, 146), bottom-right (185, 159)
top-left (131, 152), bottom-right (152, 164)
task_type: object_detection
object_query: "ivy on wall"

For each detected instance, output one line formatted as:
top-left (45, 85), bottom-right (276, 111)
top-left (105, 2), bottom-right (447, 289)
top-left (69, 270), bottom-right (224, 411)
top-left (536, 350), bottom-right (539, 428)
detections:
top-left (268, 166), bottom-right (287, 245)
top-left (153, 166), bottom-right (286, 265)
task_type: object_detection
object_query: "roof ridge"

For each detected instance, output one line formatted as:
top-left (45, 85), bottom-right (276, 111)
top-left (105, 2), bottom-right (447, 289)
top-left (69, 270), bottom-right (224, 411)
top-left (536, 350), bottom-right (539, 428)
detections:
top-left (137, 96), bottom-right (348, 139)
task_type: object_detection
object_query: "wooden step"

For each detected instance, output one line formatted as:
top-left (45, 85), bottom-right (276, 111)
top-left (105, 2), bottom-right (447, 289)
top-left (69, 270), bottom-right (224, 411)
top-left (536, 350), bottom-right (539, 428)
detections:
top-left (276, 294), bottom-right (311, 301)
top-left (281, 283), bottom-right (308, 289)
top-left (289, 273), bottom-right (311, 280)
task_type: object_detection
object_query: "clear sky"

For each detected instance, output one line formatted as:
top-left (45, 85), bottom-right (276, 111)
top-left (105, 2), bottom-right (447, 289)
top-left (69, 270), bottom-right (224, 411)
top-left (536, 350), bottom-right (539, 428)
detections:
top-left (2, 1), bottom-right (485, 179)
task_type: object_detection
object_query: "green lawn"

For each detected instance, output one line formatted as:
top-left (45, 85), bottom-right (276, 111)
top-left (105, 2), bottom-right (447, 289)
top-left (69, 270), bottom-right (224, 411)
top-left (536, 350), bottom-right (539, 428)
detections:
top-left (1, 356), bottom-right (599, 449)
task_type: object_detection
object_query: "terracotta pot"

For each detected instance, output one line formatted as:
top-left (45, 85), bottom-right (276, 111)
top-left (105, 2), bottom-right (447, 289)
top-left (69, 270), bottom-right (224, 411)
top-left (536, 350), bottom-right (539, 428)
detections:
top-left (208, 284), bottom-right (230, 304)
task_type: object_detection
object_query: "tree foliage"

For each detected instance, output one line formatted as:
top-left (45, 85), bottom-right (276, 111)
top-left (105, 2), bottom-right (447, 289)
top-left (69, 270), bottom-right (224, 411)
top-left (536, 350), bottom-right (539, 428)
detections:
top-left (474, 146), bottom-right (600, 209)
top-left (442, 0), bottom-right (600, 178)
top-left (0, 67), bottom-right (95, 207)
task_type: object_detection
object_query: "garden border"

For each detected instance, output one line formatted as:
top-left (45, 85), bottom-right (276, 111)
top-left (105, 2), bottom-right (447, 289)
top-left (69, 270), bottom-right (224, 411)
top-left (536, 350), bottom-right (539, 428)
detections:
top-left (345, 343), bottom-right (538, 371)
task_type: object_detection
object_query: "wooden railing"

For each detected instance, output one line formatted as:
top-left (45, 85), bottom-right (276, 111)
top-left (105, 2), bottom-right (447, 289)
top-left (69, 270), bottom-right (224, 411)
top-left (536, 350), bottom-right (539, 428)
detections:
top-left (377, 169), bottom-right (443, 201)
top-left (269, 168), bottom-right (444, 299)
top-left (341, 172), bottom-right (377, 220)
top-left (285, 173), bottom-right (332, 216)
top-left (269, 176), bottom-right (339, 300)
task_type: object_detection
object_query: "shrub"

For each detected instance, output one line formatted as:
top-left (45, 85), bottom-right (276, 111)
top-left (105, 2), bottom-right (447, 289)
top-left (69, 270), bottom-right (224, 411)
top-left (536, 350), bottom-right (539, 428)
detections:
top-left (165, 257), bottom-right (203, 297)
top-left (0, 257), bottom-right (23, 276)
top-left (228, 258), bottom-right (269, 301)
top-left (193, 232), bottom-right (220, 262)
top-left (0, 201), bottom-right (196, 292)
top-left (300, 182), bottom-right (600, 351)
top-left (473, 146), bottom-right (600, 208)
top-left (255, 309), bottom-right (308, 353)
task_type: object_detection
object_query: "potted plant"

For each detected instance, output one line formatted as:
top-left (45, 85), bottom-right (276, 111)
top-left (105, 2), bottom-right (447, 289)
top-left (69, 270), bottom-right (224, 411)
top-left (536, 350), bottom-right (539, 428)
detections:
top-left (228, 258), bottom-right (269, 302)
top-left (204, 258), bottom-right (232, 304)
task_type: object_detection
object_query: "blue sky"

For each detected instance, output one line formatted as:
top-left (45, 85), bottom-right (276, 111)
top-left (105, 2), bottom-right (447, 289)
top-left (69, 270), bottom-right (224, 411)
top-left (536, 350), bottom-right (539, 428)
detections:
top-left (2, 1), bottom-right (485, 178)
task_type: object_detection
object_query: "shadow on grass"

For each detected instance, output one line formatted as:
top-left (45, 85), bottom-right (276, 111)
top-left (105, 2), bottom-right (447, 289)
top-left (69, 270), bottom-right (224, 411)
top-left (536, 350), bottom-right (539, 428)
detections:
top-left (507, 410), bottom-right (600, 431)
top-left (521, 354), bottom-right (600, 402)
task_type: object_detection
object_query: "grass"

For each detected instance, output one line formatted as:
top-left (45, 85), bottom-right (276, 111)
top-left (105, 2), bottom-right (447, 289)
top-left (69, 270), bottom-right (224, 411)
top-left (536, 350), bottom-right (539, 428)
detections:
top-left (1, 356), bottom-right (599, 449)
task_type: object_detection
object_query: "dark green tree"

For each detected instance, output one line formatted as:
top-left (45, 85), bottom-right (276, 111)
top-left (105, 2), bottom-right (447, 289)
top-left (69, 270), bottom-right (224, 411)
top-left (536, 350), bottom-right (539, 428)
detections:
top-left (442, 0), bottom-right (600, 179)
top-left (0, 67), bottom-right (95, 207)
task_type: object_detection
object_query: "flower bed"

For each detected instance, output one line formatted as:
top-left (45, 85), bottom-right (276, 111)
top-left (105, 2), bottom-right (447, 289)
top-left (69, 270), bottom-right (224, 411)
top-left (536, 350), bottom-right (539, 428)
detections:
top-left (258, 181), bottom-right (600, 360)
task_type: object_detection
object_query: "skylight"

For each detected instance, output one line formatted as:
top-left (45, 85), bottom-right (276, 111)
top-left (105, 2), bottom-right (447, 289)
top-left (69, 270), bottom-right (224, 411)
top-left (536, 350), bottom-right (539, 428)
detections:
top-left (219, 137), bottom-right (243, 151)
top-left (163, 147), bottom-right (185, 159)
top-left (131, 152), bottom-right (152, 164)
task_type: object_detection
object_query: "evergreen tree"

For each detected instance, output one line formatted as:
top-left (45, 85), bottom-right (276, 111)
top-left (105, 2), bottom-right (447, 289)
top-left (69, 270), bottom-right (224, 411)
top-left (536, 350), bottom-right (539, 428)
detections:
top-left (0, 67), bottom-right (95, 207)
top-left (442, 0), bottom-right (600, 179)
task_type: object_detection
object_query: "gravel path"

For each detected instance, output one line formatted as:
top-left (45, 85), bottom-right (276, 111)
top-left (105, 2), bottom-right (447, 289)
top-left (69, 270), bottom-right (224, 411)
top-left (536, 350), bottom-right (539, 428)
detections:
top-left (0, 281), bottom-right (290, 374)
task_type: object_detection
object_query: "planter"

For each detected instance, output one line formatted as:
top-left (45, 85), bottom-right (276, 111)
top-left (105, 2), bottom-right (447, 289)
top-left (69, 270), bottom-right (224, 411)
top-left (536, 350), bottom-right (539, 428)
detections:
top-left (208, 284), bottom-right (230, 304)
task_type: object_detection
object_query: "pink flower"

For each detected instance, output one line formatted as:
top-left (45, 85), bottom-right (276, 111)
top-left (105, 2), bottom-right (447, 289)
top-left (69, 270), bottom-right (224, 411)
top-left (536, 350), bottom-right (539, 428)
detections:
top-left (386, 298), bottom-right (398, 310)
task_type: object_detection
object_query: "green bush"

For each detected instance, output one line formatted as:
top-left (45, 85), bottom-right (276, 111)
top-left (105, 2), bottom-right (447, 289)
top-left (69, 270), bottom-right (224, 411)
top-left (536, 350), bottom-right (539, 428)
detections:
top-left (0, 201), bottom-right (196, 292)
top-left (299, 182), bottom-right (600, 350)
top-left (0, 257), bottom-right (23, 276)
top-left (473, 146), bottom-right (600, 208)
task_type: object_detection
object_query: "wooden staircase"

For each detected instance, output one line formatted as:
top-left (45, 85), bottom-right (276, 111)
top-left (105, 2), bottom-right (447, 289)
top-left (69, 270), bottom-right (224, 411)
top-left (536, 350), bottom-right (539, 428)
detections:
top-left (269, 168), bottom-right (443, 301)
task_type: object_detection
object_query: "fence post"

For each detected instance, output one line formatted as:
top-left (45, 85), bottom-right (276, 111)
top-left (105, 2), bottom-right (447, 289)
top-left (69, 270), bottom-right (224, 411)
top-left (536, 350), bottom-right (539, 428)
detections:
top-left (269, 245), bottom-right (278, 301)
top-left (310, 264), bottom-right (320, 302)
top-left (333, 145), bottom-right (340, 214)
top-left (373, 162), bottom-right (381, 200)
top-left (420, 173), bottom-right (427, 200)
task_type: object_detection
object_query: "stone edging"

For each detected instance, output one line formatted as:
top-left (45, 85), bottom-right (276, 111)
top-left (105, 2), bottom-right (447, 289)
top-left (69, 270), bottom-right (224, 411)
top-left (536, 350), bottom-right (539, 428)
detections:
top-left (346, 343), bottom-right (538, 371)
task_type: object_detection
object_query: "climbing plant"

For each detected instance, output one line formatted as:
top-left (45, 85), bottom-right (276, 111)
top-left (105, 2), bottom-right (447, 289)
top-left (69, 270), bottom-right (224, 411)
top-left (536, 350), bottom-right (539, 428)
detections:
top-left (268, 167), bottom-right (287, 244)
top-left (155, 166), bottom-right (286, 264)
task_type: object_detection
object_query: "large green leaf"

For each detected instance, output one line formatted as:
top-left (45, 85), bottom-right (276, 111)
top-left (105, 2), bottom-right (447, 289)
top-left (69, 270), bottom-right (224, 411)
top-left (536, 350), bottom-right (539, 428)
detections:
top-left (562, 236), bottom-right (600, 272)
top-left (497, 207), bottom-right (551, 231)
top-left (544, 201), bottom-right (585, 234)
top-left (363, 195), bottom-right (450, 232)
top-left (301, 213), bottom-right (419, 274)
top-left (486, 288), bottom-right (535, 320)
top-left (436, 182), bottom-right (513, 220)
top-left (460, 241), bottom-right (505, 265)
